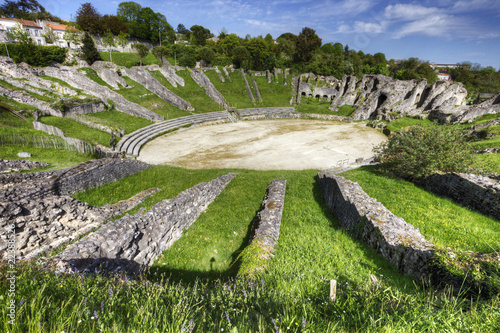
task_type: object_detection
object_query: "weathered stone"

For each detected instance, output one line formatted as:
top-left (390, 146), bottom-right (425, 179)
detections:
top-left (414, 173), bottom-right (500, 221)
top-left (241, 68), bottom-right (255, 103)
top-left (146, 64), bottom-right (185, 87)
top-left (317, 173), bottom-right (434, 279)
top-left (122, 66), bottom-right (194, 111)
top-left (51, 173), bottom-right (235, 276)
top-left (91, 61), bottom-right (128, 89)
top-left (191, 69), bottom-right (228, 108)
top-left (0, 159), bottom-right (47, 173)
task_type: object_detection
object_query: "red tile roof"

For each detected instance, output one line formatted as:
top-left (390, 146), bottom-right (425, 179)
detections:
top-left (47, 23), bottom-right (74, 31)
top-left (0, 17), bottom-right (40, 28)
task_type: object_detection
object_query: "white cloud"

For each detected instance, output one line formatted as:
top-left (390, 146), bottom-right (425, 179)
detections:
top-left (393, 14), bottom-right (455, 39)
top-left (384, 4), bottom-right (441, 20)
top-left (353, 21), bottom-right (388, 33)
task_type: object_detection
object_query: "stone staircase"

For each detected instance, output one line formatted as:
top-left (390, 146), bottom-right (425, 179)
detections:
top-left (116, 111), bottom-right (230, 156)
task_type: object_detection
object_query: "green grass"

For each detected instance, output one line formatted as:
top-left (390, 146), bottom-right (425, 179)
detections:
top-left (0, 145), bottom-right (93, 170)
top-left (87, 110), bottom-right (153, 134)
top-left (4, 165), bottom-right (500, 332)
top-left (0, 111), bottom-right (41, 135)
top-left (204, 70), bottom-right (256, 109)
top-left (341, 165), bottom-right (500, 253)
top-left (99, 52), bottom-right (162, 68)
top-left (296, 97), bottom-right (335, 114)
top-left (0, 78), bottom-right (58, 103)
top-left (385, 117), bottom-right (434, 132)
top-left (115, 77), bottom-right (191, 120)
top-left (149, 69), bottom-right (223, 113)
top-left (79, 67), bottom-right (114, 89)
top-left (39, 75), bottom-right (83, 93)
top-left (39, 116), bottom-right (111, 147)
top-left (253, 74), bottom-right (293, 107)
top-left (0, 95), bottom-right (37, 113)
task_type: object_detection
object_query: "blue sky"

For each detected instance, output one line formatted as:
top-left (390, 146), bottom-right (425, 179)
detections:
top-left (40, 0), bottom-right (500, 68)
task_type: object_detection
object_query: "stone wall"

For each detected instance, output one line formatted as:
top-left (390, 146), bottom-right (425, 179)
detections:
top-left (0, 158), bottom-right (151, 202)
top-left (91, 61), bottom-right (128, 90)
top-left (241, 68), bottom-right (255, 103)
top-left (0, 159), bottom-right (48, 173)
top-left (122, 66), bottom-right (194, 112)
top-left (415, 173), bottom-right (500, 221)
top-left (52, 173), bottom-right (236, 276)
top-left (317, 173), bottom-right (434, 279)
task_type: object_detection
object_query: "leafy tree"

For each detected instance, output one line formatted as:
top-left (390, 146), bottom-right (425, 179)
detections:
top-left (76, 3), bottom-right (102, 34)
top-left (199, 47), bottom-right (214, 65)
top-left (7, 22), bottom-right (31, 44)
top-left (80, 32), bottom-right (101, 65)
top-left (102, 30), bottom-right (115, 63)
top-left (42, 27), bottom-right (57, 44)
top-left (151, 45), bottom-right (170, 65)
top-left (190, 25), bottom-right (211, 46)
top-left (295, 27), bottom-right (321, 63)
top-left (165, 29), bottom-right (176, 44)
top-left (131, 43), bottom-right (149, 66)
top-left (0, 0), bottom-right (56, 20)
top-left (101, 14), bottom-right (128, 35)
top-left (232, 45), bottom-right (250, 68)
top-left (374, 124), bottom-right (476, 179)
top-left (115, 31), bottom-right (128, 50)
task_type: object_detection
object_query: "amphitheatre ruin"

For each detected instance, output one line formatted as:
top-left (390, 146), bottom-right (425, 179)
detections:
top-left (1, 54), bottom-right (500, 287)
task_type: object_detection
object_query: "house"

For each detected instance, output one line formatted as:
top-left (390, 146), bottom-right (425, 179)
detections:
top-left (438, 73), bottom-right (452, 81)
top-left (0, 17), bottom-right (45, 45)
top-left (39, 21), bottom-right (73, 48)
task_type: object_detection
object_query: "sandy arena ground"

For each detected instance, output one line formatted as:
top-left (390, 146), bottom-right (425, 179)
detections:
top-left (138, 119), bottom-right (387, 170)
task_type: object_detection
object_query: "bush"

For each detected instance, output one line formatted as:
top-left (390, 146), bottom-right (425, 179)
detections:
top-left (0, 43), bottom-right (67, 67)
top-left (79, 32), bottom-right (101, 65)
top-left (374, 124), bottom-right (476, 179)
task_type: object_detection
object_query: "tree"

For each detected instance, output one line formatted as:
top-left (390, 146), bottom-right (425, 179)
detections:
top-left (102, 30), bottom-right (115, 63)
top-left (374, 124), bottom-right (476, 179)
top-left (76, 3), bottom-right (102, 34)
top-left (63, 26), bottom-right (83, 48)
top-left (116, 31), bottom-right (129, 49)
top-left (151, 45), bottom-right (170, 65)
top-left (295, 27), bottom-right (321, 63)
top-left (190, 25), bottom-right (211, 46)
top-left (199, 47), bottom-right (214, 65)
top-left (131, 43), bottom-right (149, 66)
top-left (101, 14), bottom-right (128, 35)
top-left (42, 27), bottom-right (57, 44)
top-left (232, 45), bottom-right (250, 68)
top-left (117, 1), bottom-right (142, 22)
top-left (7, 22), bottom-right (31, 44)
top-left (80, 32), bottom-right (101, 65)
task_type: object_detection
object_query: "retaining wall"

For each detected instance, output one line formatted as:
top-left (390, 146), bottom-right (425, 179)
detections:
top-left (53, 173), bottom-right (236, 276)
top-left (317, 173), bottom-right (434, 279)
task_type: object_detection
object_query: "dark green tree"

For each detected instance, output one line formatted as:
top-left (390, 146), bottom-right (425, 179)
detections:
top-left (80, 32), bottom-right (101, 65)
top-left (151, 45), bottom-right (170, 65)
top-left (76, 3), bottom-right (103, 34)
top-left (295, 27), bottom-right (321, 64)
top-left (190, 25), bottom-right (211, 46)
top-left (199, 47), bottom-right (214, 65)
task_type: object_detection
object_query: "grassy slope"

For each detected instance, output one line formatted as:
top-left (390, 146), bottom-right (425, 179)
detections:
top-left (116, 76), bottom-right (191, 120)
top-left (204, 69), bottom-right (255, 109)
top-left (149, 69), bottom-right (223, 113)
top-left (39, 116), bottom-right (111, 147)
top-left (87, 110), bottom-right (153, 134)
top-left (252, 74), bottom-right (293, 107)
top-left (99, 52), bottom-right (161, 68)
top-left (342, 165), bottom-right (500, 253)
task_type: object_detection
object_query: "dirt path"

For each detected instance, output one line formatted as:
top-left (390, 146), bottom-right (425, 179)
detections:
top-left (138, 119), bottom-right (387, 170)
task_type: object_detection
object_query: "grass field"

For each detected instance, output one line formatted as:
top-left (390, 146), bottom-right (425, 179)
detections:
top-left (204, 69), bottom-right (256, 109)
top-left (39, 116), bottom-right (111, 147)
top-left (3, 165), bottom-right (499, 332)
top-left (99, 52), bottom-right (162, 68)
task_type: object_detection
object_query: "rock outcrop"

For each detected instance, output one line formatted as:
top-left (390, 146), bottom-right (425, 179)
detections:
top-left (122, 66), bottom-right (194, 112)
top-left (91, 61), bottom-right (128, 89)
top-left (146, 64), bottom-right (185, 88)
top-left (41, 66), bottom-right (163, 121)
top-left (0, 159), bottom-right (48, 173)
top-left (190, 69), bottom-right (228, 108)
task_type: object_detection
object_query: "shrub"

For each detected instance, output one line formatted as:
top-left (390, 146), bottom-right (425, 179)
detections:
top-left (374, 124), bottom-right (476, 179)
top-left (0, 43), bottom-right (67, 67)
top-left (79, 32), bottom-right (101, 65)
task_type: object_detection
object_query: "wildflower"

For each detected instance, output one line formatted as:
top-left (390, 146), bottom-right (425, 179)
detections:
top-left (225, 311), bottom-right (231, 325)
top-left (101, 301), bottom-right (104, 312)
top-left (271, 317), bottom-right (279, 333)
top-left (107, 287), bottom-right (113, 297)
top-left (302, 316), bottom-right (307, 329)
top-left (18, 299), bottom-right (24, 307)
top-left (243, 290), bottom-right (247, 298)
top-left (93, 310), bottom-right (99, 320)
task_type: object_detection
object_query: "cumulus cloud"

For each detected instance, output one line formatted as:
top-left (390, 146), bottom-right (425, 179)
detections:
top-left (353, 21), bottom-right (388, 33)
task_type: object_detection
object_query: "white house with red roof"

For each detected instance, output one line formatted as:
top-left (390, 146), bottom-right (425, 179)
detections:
top-left (0, 17), bottom-right (45, 45)
top-left (438, 73), bottom-right (452, 81)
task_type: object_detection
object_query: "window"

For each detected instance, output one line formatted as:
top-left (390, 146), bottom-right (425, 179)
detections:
top-left (37, 39), bottom-right (41, 45)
